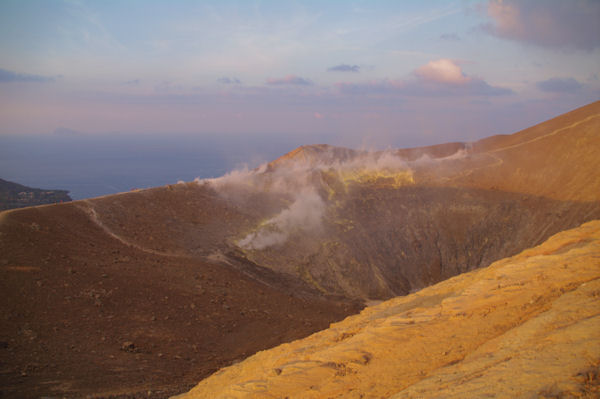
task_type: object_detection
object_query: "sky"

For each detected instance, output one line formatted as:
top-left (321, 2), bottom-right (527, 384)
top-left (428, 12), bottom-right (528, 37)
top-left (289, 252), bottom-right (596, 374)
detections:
top-left (1, 0), bottom-right (599, 149)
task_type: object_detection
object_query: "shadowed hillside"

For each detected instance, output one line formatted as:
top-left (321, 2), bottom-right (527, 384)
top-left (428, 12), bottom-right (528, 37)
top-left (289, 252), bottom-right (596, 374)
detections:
top-left (0, 101), bottom-right (599, 398)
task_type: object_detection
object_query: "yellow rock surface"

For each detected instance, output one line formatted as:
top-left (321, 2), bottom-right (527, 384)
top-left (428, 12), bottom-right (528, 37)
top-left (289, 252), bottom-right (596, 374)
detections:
top-left (175, 220), bottom-right (600, 398)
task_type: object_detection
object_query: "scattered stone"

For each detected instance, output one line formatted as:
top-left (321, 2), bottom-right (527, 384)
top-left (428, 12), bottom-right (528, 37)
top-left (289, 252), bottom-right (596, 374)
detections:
top-left (120, 341), bottom-right (137, 353)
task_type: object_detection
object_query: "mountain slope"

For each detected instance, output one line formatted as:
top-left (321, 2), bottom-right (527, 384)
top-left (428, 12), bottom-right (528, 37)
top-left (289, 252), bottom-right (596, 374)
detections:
top-left (446, 100), bottom-right (600, 201)
top-left (176, 220), bottom-right (600, 399)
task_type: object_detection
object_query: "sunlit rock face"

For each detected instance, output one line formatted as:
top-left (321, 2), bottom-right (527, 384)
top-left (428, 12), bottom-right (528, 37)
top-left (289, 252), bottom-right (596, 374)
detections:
top-left (175, 220), bottom-right (600, 399)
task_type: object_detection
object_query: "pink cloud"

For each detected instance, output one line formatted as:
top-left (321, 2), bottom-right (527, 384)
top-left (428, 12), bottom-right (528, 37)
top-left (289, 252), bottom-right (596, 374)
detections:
top-left (313, 112), bottom-right (325, 119)
top-left (414, 59), bottom-right (470, 85)
top-left (335, 59), bottom-right (512, 97)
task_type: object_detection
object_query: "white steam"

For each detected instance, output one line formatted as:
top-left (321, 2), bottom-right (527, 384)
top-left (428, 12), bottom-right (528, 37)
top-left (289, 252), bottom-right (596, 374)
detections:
top-left (198, 146), bottom-right (448, 250)
top-left (412, 148), bottom-right (470, 165)
top-left (237, 188), bottom-right (325, 250)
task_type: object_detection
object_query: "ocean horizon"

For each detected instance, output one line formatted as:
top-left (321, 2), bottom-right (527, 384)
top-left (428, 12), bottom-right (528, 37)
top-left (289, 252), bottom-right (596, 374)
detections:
top-left (0, 133), bottom-right (316, 200)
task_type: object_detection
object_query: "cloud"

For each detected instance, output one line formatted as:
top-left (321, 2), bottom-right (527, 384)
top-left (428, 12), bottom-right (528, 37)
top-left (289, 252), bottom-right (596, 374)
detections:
top-left (415, 59), bottom-right (470, 85)
top-left (440, 33), bottom-right (460, 41)
top-left (0, 68), bottom-right (56, 83)
top-left (123, 79), bottom-right (140, 86)
top-left (336, 59), bottom-right (512, 97)
top-left (328, 64), bottom-right (360, 73)
top-left (313, 112), bottom-right (325, 119)
top-left (266, 75), bottom-right (313, 86)
top-left (482, 0), bottom-right (600, 51)
top-left (537, 77), bottom-right (583, 93)
top-left (217, 77), bottom-right (241, 84)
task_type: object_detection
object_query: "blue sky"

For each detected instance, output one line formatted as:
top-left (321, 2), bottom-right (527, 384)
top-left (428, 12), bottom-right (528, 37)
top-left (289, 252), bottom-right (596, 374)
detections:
top-left (1, 0), bottom-right (599, 148)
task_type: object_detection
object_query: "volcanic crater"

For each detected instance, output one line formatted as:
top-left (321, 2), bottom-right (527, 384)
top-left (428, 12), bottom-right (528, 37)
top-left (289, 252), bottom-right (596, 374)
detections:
top-left (1, 101), bottom-right (599, 398)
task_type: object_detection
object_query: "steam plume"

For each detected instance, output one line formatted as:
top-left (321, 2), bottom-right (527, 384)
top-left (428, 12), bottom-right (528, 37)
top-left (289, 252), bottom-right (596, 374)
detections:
top-left (199, 145), bottom-right (464, 250)
top-left (238, 188), bottom-right (325, 250)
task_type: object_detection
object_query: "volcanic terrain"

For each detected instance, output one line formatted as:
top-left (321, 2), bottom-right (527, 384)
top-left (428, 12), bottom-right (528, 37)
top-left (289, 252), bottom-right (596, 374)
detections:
top-left (177, 220), bottom-right (600, 398)
top-left (1, 101), bottom-right (599, 398)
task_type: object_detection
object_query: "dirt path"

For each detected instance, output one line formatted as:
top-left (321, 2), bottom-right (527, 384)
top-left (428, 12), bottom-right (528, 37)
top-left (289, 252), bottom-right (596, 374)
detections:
top-left (489, 113), bottom-right (600, 154)
top-left (77, 200), bottom-right (187, 258)
top-left (449, 113), bottom-right (600, 182)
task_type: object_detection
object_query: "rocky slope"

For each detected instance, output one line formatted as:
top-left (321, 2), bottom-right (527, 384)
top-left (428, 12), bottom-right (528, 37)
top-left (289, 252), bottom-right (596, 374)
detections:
top-left (0, 197), bottom-right (360, 398)
top-left (176, 220), bottom-right (600, 399)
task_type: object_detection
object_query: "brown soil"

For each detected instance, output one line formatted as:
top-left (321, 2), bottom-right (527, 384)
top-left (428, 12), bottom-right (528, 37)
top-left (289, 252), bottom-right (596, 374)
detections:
top-left (0, 202), bottom-right (361, 398)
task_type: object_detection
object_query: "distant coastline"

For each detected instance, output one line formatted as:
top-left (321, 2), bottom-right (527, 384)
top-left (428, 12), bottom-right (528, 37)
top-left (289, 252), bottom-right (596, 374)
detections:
top-left (0, 178), bottom-right (72, 210)
top-left (0, 134), bottom-right (307, 200)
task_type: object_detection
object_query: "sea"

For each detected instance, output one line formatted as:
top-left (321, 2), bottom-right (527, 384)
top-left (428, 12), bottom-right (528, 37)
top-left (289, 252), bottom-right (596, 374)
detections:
top-left (0, 133), bottom-right (313, 200)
